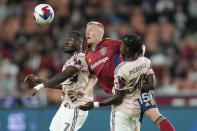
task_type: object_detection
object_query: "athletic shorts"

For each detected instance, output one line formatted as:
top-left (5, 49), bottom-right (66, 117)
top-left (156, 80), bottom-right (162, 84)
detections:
top-left (49, 103), bottom-right (88, 131)
top-left (110, 111), bottom-right (139, 131)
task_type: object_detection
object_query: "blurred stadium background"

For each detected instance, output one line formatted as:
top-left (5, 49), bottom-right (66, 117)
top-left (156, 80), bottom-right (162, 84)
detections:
top-left (0, 0), bottom-right (197, 130)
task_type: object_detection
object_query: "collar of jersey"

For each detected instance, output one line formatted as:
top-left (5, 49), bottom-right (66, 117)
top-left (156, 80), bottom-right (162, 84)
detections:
top-left (125, 56), bottom-right (139, 62)
top-left (87, 38), bottom-right (110, 52)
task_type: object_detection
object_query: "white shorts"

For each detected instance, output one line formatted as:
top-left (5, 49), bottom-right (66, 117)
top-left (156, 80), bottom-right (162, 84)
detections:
top-left (110, 111), bottom-right (139, 131)
top-left (49, 103), bottom-right (88, 131)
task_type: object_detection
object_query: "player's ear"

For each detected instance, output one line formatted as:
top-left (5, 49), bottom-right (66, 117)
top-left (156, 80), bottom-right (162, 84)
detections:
top-left (137, 48), bottom-right (143, 56)
top-left (78, 40), bottom-right (83, 45)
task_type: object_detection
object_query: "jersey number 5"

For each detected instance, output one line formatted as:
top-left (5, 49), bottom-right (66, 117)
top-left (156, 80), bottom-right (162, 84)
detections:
top-left (139, 92), bottom-right (150, 104)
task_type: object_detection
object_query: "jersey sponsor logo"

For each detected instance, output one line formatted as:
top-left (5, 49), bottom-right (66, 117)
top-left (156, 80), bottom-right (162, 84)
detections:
top-left (90, 57), bottom-right (109, 70)
top-left (100, 47), bottom-right (106, 56)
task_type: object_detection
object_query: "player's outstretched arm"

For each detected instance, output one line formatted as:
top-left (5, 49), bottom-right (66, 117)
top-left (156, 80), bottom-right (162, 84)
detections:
top-left (79, 89), bottom-right (124, 111)
top-left (24, 74), bottom-right (62, 89)
top-left (141, 74), bottom-right (156, 92)
top-left (24, 74), bottom-right (63, 99)
top-left (24, 74), bottom-right (43, 85)
top-left (30, 66), bottom-right (78, 94)
top-left (99, 89), bottom-right (124, 107)
top-left (43, 66), bottom-right (78, 88)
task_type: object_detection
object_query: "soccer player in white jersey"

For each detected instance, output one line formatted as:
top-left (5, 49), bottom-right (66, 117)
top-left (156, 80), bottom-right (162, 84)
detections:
top-left (134, 45), bottom-right (175, 131)
top-left (79, 34), bottom-right (156, 131)
top-left (24, 31), bottom-right (97, 131)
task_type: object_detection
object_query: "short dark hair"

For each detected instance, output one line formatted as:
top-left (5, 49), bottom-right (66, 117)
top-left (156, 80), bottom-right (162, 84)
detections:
top-left (69, 31), bottom-right (83, 42)
top-left (122, 34), bottom-right (143, 54)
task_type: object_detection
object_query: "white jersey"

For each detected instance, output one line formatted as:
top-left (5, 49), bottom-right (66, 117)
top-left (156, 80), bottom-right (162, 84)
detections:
top-left (112, 56), bottom-right (153, 117)
top-left (61, 53), bottom-right (93, 108)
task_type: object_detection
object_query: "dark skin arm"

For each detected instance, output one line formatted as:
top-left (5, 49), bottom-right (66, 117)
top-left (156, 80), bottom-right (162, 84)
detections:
top-left (79, 73), bottom-right (156, 111)
top-left (79, 89), bottom-right (125, 111)
top-left (43, 66), bottom-right (78, 88)
top-left (99, 89), bottom-right (124, 107)
top-left (141, 74), bottom-right (156, 92)
top-left (24, 66), bottom-right (78, 98)
top-left (24, 75), bottom-right (62, 89)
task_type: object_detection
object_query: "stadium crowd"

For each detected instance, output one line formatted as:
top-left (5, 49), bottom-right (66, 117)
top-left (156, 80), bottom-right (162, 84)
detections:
top-left (0, 0), bottom-right (197, 108)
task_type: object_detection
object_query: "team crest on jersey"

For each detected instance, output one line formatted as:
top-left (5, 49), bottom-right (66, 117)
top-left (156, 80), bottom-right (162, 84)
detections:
top-left (100, 47), bottom-right (106, 56)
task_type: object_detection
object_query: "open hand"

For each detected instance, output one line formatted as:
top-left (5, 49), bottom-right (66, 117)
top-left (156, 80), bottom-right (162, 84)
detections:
top-left (68, 90), bottom-right (84, 102)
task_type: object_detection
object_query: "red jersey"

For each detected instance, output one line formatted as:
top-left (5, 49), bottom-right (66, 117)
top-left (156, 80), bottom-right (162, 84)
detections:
top-left (85, 39), bottom-right (123, 94)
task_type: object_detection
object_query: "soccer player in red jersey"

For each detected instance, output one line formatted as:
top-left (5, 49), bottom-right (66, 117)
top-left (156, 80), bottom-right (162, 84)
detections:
top-left (85, 22), bottom-right (123, 94)
top-left (84, 21), bottom-right (175, 131)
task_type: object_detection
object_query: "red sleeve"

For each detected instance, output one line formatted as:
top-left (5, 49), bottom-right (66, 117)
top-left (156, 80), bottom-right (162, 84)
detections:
top-left (110, 40), bottom-right (121, 52)
top-left (104, 39), bottom-right (121, 52)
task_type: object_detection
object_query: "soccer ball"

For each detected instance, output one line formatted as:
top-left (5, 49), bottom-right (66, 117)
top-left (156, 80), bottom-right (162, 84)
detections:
top-left (33, 4), bottom-right (54, 25)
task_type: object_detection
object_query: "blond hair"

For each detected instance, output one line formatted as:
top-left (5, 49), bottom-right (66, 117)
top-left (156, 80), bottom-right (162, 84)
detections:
top-left (87, 21), bottom-right (104, 31)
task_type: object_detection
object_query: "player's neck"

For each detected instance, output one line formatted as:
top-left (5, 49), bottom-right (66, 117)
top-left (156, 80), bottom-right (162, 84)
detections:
top-left (90, 43), bottom-right (97, 51)
top-left (125, 57), bottom-right (138, 61)
top-left (124, 53), bottom-right (137, 61)
top-left (90, 40), bottom-right (102, 51)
